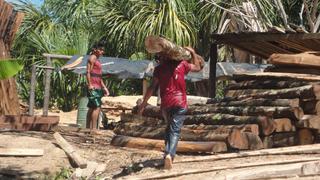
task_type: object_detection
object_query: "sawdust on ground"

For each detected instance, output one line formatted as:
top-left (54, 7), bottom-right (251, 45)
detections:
top-left (3, 95), bottom-right (320, 179)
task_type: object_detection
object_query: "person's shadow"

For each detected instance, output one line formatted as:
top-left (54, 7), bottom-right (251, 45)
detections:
top-left (113, 158), bottom-right (163, 178)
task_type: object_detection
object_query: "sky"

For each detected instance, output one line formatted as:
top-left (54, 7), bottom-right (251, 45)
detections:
top-left (7, 0), bottom-right (43, 6)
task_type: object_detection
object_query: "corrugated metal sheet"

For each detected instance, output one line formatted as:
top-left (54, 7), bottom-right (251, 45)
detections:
top-left (66, 55), bottom-right (269, 81)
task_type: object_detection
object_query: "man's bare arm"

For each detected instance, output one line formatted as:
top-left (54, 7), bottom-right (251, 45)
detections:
top-left (86, 55), bottom-right (96, 89)
top-left (137, 77), bottom-right (159, 114)
top-left (185, 47), bottom-right (203, 72)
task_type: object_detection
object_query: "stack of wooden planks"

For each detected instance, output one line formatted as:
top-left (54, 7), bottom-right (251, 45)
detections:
top-left (0, 115), bottom-right (59, 131)
top-left (111, 52), bottom-right (320, 153)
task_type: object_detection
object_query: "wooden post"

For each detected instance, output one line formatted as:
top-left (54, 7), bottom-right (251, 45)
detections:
top-left (142, 79), bottom-right (147, 96)
top-left (209, 43), bottom-right (217, 98)
top-left (43, 56), bottom-right (52, 116)
top-left (28, 64), bottom-right (36, 116)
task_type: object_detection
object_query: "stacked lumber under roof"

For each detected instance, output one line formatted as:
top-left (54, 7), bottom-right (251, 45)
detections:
top-left (111, 52), bottom-right (320, 153)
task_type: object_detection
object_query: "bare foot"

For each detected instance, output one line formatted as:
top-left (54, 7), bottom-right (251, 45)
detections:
top-left (90, 129), bottom-right (103, 135)
top-left (164, 154), bottom-right (173, 170)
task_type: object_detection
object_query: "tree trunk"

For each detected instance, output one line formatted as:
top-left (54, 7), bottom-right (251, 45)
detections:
top-left (0, 1), bottom-right (24, 115)
top-left (111, 135), bottom-right (227, 153)
top-left (226, 84), bottom-right (320, 100)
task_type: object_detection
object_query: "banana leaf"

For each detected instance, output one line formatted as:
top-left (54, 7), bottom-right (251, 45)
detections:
top-left (0, 60), bottom-right (24, 80)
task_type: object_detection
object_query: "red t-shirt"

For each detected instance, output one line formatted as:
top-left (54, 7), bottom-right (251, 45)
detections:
top-left (154, 60), bottom-right (191, 109)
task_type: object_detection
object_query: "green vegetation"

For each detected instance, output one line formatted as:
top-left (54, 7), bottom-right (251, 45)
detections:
top-left (9, 0), bottom-right (319, 111)
top-left (0, 59), bottom-right (23, 80)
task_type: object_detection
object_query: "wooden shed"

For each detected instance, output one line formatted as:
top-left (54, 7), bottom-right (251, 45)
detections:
top-left (209, 32), bottom-right (320, 97)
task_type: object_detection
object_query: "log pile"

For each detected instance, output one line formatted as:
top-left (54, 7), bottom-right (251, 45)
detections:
top-left (111, 53), bottom-right (320, 153)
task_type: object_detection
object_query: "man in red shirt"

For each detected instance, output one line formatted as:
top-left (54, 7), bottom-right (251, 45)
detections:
top-left (138, 47), bottom-right (203, 169)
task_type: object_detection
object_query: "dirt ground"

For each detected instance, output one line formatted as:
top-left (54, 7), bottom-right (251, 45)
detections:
top-left (2, 96), bottom-right (320, 179)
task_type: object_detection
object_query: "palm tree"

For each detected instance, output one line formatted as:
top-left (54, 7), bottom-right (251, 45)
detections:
top-left (93, 0), bottom-right (197, 57)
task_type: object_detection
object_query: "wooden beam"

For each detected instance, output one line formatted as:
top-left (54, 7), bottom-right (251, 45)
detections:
top-left (269, 51), bottom-right (320, 68)
top-left (0, 115), bottom-right (59, 131)
top-left (176, 143), bottom-right (320, 164)
top-left (212, 32), bottom-right (320, 44)
top-left (43, 56), bottom-right (52, 116)
top-left (42, 53), bottom-right (72, 60)
top-left (28, 64), bottom-right (36, 116)
top-left (225, 160), bottom-right (320, 180)
top-left (0, 148), bottom-right (43, 157)
top-left (132, 158), bottom-right (320, 180)
top-left (233, 72), bottom-right (320, 82)
top-left (226, 42), bottom-right (269, 59)
top-left (226, 85), bottom-right (320, 101)
top-left (53, 132), bottom-right (87, 168)
top-left (209, 43), bottom-right (217, 98)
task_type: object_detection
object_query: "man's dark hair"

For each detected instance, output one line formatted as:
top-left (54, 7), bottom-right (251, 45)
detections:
top-left (92, 43), bottom-right (104, 51)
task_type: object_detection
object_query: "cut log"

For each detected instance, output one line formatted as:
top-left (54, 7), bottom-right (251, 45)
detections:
top-left (120, 114), bottom-right (164, 126)
top-left (298, 128), bottom-right (315, 145)
top-left (183, 114), bottom-right (275, 136)
top-left (268, 51), bottom-right (320, 68)
top-left (111, 135), bottom-right (227, 153)
top-left (226, 84), bottom-right (320, 100)
top-left (300, 99), bottom-right (320, 114)
top-left (114, 123), bottom-right (259, 145)
top-left (233, 72), bottom-right (320, 82)
top-left (144, 35), bottom-right (192, 61)
top-left (207, 98), bottom-right (300, 108)
top-left (132, 104), bottom-right (162, 119)
top-left (188, 106), bottom-right (304, 120)
top-left (184, 124), bottom-right (259, 135)
top-left (176, 144), bottom-right (320, 164)
top-left (296, 115), bottom-right (320, 130)
top-left (274, 118), bottom-right (295, 132)
top-left (0, 148), bottom-right (43, 156)
top-left (136, 104), bottom-right (304, 120)
top-left (226, 80), bottom-right (310, 90)
top-left (262, 133), bottom-right (297, 148)
top-left (228, 129), bottom-right (263, 150)
top-left (53, 132), bottom-right (87, 168)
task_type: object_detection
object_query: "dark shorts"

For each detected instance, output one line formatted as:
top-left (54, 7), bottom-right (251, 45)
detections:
top-left (87, 89), bottom-right (103, 108)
